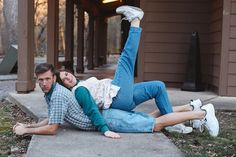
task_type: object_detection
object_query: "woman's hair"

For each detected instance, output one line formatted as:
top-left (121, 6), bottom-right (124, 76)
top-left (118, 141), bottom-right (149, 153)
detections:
top-left (55, 69), bottom-right (74, 90)
top-left (35, 63), bottom-right (55, 76)
top-left (55, 70), bottom-right (64, 86)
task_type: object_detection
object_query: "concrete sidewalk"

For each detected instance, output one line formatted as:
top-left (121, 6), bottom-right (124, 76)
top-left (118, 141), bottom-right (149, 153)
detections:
top-left (8, 84), bottom-right (236, 157)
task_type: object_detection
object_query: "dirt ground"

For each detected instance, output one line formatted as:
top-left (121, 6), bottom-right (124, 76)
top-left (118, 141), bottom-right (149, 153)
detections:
top-left (0, 98), bottom-right (235, 157)
top-left (164, 110), bottom-right (236, 157)
top-left (0, 99), bottom-right (34, 157)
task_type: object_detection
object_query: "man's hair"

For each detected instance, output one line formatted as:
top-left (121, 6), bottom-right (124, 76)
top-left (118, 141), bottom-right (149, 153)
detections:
top-left (35, 63), bottom-right (55, 76)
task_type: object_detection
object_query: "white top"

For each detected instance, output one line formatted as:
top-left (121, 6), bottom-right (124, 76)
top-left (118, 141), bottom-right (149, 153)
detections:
top-left (72, 77), bottom-right (120, 109)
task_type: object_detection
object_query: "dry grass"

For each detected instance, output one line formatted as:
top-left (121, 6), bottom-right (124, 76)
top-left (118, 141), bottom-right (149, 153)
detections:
top-left (164, 110), bottom-right (236, 157)
top-left (0, 99), bottom-right (33, 157)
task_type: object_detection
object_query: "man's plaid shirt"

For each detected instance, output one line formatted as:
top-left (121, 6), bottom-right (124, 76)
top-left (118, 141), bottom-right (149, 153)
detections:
top-left (45, 83), bottom-right (95, 131)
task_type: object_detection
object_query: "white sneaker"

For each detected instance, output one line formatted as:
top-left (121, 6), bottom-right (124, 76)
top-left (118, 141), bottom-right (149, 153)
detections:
top-left (165, 123), bottom-right (193, 134)
top-left (201, 103), bottom-right (219, 137)
top-left (116, 5), bottom-right (144, 22)
top-left (190, 99), bottom-right (202, 110)
top-left (190, 99), bottom-right (204, 132)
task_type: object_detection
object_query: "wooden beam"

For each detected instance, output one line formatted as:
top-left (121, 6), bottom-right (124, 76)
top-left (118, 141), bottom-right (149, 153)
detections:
top-left (76, 6), bottom-right (85, 73)
top-left (47, 0), bottom-right (59, 67)
top-left (65, 0), bottom-right (74, 72)
top-left (94, 16), bottom-right (100, 67)
top-left (87, 13), bottom-right (94, 70)
top-left (16, 0), bottom-right (35, 93)
top-left (97, 16), bottom-right (107, 65)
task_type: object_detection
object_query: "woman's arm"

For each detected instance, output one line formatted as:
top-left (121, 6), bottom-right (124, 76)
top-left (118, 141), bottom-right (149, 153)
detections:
top-left (74, 86), bottom-right (120, 138)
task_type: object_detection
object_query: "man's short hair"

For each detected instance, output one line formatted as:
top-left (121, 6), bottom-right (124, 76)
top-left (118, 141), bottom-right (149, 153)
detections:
top-left (35, 63), bottom-right (55, 76)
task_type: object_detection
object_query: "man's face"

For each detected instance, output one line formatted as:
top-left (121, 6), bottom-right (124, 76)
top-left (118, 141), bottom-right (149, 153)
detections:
top-left (37, 70), bottom-right (56, 94)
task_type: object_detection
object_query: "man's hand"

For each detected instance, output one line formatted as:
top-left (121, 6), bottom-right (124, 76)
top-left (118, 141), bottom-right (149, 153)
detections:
top-left (13, 122), bottom-right (31, 129)
top-left (13, 125), bottom-right (28, 135)
top-left (104, 131), bottom-right (121, 139)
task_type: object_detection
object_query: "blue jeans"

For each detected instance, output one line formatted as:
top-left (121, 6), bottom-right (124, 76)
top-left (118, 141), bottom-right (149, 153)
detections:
top-left (111, 27), bottom-right (173, 115)
top-left (102, 108), bottom-right (155, 133)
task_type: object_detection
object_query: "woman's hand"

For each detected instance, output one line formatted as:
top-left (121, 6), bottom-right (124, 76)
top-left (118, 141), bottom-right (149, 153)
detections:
top-left (104, 130), bottom-right (121, 139)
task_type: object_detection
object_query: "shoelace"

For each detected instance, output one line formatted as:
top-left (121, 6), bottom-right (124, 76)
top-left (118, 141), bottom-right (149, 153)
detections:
top-left (189, 120), bottom-right (205, 132)
top-left (120, 17), bottom-right (128, 23)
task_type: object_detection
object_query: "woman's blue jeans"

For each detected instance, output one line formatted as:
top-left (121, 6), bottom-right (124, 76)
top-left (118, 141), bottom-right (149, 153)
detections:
top-left (111, 27), bottom-right (173, 115)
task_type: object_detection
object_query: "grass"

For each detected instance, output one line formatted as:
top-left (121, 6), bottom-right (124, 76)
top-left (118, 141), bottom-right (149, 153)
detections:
top-left (164, 111), bottom-right (236, 157)
top-left (0, 99), bottom-right (33, 157)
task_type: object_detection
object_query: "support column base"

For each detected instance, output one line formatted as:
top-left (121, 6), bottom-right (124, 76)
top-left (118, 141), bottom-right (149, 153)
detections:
top-left (16, 80), bottom-right (35, 93)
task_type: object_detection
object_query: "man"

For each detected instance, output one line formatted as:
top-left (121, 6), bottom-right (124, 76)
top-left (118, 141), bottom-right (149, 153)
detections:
top-left (13, 63), bottom-right (120, 138)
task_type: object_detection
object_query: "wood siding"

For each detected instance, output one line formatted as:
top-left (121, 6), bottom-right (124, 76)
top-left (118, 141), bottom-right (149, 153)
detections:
top-left (139, 0), bottom-right (211, 88)
top-left (224, 0), bottom-right (236, 96)
top-left (206, 0), bottom-right (222, 91)
top-left (138, 0), bottom-right (236, 96)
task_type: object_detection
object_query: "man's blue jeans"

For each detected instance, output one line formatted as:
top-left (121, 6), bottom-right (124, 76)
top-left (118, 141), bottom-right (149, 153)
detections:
top-left (111, 27), bottom-right (173, 115)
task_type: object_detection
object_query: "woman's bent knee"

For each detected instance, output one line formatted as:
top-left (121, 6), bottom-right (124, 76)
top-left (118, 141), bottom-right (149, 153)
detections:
top-left (155, 81), bottom-right (166, 90)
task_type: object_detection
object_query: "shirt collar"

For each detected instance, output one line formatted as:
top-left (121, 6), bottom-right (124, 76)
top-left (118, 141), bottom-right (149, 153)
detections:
top-left (45, 83), bottom-right (56, 102)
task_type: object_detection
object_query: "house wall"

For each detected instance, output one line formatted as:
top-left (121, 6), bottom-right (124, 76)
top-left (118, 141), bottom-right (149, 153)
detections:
top-left (139, 0), bottom-right (211, 87)
top-left (221, 0), bottom-right (236, 96)
top-left (137, 0), bottom-right (236, 96)
top-left (138, 0), bottom-right (223, 91)
top-left (204, 0), bottom-right (223, 92)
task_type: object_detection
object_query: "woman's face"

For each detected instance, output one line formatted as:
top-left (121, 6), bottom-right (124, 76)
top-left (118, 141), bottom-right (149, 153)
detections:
top-left (59, 71), bottom-right (77, 88)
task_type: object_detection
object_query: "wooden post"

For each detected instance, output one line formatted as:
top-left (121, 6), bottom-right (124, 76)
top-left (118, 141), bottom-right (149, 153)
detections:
top-left (47, 0), bottom-right (59, 67)
top-left (87, 12), bottom-right (94, 70)
top-left (97, 15), bottom-right (106, 66)
top-left (76, 6), bottom-right (84, 73)
top-left (16, 0), bottom-right (35, 93)
top-left (65, 0), bottom-right (74, 72)
top-left (94, 16), bottom-right (100, 67)
top-left (101, 18), bottom-right (108, 65)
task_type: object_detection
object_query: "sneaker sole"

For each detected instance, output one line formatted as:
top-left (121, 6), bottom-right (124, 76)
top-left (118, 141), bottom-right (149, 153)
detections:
top-left (116, 5), bottom-right (143, 14)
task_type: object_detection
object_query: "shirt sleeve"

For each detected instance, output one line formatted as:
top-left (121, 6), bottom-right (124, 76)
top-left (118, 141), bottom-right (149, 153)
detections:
top-left (74, 86), bottom-right (109, 134)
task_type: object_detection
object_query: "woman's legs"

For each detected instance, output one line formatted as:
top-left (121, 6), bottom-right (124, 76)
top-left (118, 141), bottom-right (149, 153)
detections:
top-left (149, 104), bottom-right (192, 118)
top-left (153, 111), bottom-right (205, 131)
top-left (111, 27), bottom-right (142, 110)
top-left (148, 99), bottom-right (202, 117)
top-left (111, 7), bottom-right (144, 111)
top-left (132, 81), bottom-right (173, 114)
top-left (153, 103), bottom-right (219, 137)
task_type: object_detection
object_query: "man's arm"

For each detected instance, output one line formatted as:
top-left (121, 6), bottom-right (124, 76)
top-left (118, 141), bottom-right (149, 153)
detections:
top-left (13, 118), bottom-right (59, 135)
top-left (13, 123), bottom-right (59, 135)
top-left (15, 118), bottom-right (49, 128)
top-left (28, 118), bottom-right (49, 128)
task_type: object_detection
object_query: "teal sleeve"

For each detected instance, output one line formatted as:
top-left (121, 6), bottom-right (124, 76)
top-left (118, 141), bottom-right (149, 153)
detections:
top-left (74, 86), bottom-right (109, 134)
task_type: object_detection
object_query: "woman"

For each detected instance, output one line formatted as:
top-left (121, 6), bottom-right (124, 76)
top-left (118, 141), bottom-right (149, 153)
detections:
top-left (56, 5), bottom-right (219, 137)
